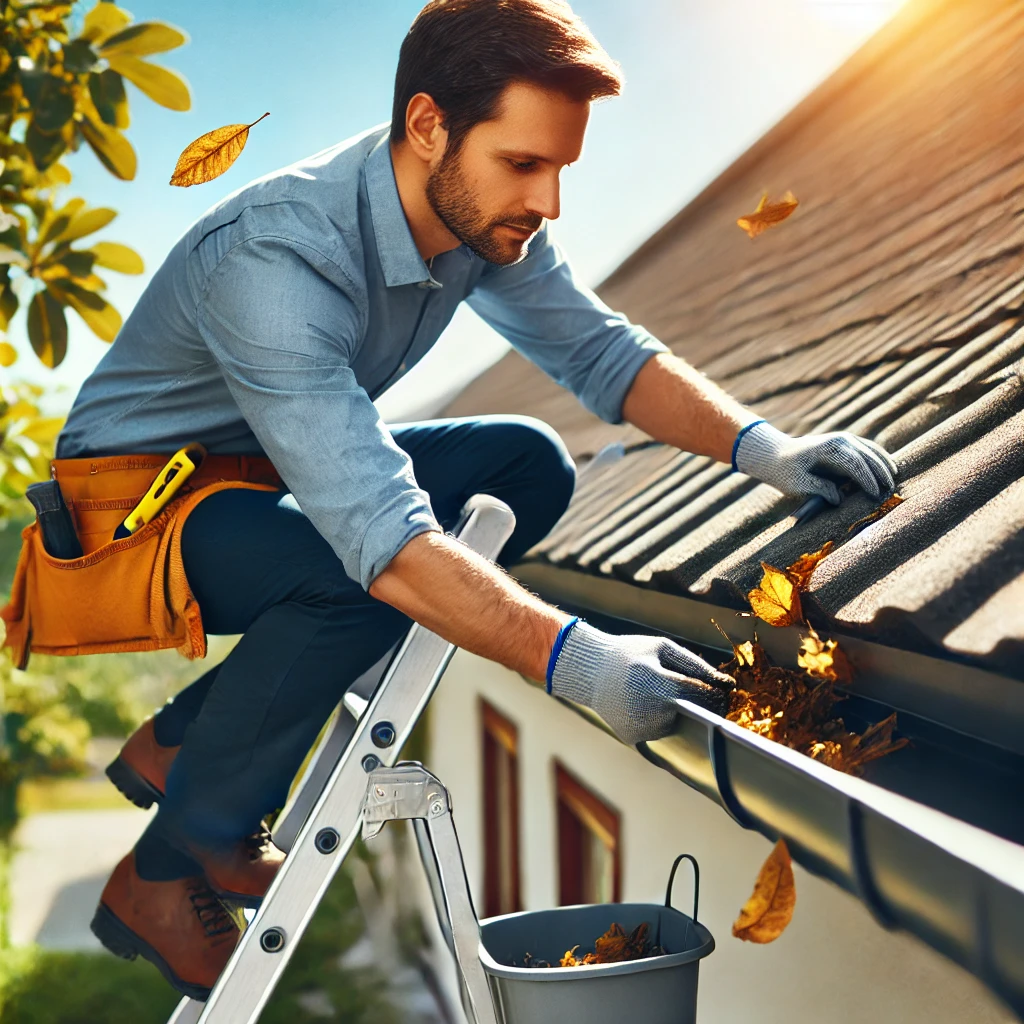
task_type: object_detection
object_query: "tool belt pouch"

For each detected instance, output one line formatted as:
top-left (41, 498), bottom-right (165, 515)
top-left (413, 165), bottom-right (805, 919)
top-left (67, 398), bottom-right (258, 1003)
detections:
top-left (1, 458), bottom-right (281, 671)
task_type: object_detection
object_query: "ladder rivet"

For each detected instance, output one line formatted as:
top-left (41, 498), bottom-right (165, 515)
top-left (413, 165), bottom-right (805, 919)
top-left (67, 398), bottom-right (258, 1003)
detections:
top-left (371, 721), bottom-right (396, 748)
top-left (315, 827), bottom-right (340, 854)
top-left (430, 799), bottom-right (444, 815)
top-left (260, 928), bottom-right (286, 954)
top-left (362, 754), bottom-right (381, 773)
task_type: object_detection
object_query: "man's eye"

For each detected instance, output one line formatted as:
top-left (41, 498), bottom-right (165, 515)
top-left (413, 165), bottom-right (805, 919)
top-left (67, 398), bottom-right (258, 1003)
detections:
top-left (508, 160), bottom-right (536, 172)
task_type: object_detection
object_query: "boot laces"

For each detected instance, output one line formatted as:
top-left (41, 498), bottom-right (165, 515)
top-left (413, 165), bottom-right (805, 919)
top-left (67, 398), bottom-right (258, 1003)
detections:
top-left (186, 880), bottom-right (236, 939)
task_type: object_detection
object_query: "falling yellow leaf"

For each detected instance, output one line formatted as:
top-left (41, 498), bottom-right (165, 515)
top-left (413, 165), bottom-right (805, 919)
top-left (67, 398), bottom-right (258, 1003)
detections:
top-left (737, 190), bottom-right (799, 238)
top-left (732, 839), bottom-right (796, 943)
top-left (785, 541), bottom-right (834, 591)
top-left (848, 494), bottom-right (905, 534)
top-left (797, 627), bottom-right (853, 684)
top-left (747, 562), bottom-right (803, 627)
top-left (0, 341), bottom-right (16, 366)
top-left (170, 112), bottom-right (270, 187)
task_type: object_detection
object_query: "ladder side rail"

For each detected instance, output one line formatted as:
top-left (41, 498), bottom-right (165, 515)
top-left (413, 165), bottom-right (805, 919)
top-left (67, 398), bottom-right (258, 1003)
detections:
top-left (422, 810), bottom-right (499, 1024)
top-left (186, 496), bottom-right (514, 1024)
top-left (273, 643), bottom-right (399, 851)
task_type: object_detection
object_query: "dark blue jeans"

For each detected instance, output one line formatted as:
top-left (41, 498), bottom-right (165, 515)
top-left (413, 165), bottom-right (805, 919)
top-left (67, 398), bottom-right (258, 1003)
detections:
top-left (135, 415), bottom-right (575, 877)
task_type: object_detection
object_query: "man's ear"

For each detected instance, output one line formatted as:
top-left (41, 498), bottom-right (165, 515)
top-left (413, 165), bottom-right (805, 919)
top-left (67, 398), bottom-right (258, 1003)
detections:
top-left (402, 92), bottom-right (449, 167)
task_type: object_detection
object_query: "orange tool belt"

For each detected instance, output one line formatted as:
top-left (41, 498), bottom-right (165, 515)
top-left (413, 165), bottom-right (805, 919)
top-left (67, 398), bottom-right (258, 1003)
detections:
top-left (0, 453), bottom-right (284, 671)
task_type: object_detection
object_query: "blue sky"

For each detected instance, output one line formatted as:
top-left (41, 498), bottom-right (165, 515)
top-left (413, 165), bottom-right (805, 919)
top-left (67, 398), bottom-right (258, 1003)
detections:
top-left (7, 0), bottom-right (903, 419)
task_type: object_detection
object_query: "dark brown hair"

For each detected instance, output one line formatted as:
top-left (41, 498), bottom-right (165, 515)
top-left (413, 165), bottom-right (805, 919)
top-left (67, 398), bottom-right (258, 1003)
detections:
top-left (391, 0), bottom-right (623, 151)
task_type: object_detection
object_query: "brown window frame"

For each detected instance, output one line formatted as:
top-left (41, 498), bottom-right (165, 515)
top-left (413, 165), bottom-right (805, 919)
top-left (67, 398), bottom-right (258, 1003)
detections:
top-left (555, 762), bottom-right (622, 906)
top-left (481, 700), bottom-right (522, 918)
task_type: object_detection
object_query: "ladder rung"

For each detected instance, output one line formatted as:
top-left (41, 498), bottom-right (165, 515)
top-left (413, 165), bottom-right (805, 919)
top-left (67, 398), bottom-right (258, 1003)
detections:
top-left (342, 691), bottom-right (369, 721)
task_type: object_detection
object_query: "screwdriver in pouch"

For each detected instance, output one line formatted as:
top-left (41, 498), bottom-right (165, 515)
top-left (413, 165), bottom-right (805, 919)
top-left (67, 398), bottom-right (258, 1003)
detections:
top-left (112, 442), bottom-right (207, 540)
top-left (25, 480), bottom-right (84, 559)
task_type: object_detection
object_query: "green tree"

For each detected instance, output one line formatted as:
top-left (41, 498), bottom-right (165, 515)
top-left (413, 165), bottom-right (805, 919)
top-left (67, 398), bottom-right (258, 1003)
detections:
top-left (0, 0), bottom-right (192, 946)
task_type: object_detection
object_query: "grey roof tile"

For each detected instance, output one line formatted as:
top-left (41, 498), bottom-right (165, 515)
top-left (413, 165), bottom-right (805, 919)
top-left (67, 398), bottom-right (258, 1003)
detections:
top-left (443, 0), bottom-right (1024, 680)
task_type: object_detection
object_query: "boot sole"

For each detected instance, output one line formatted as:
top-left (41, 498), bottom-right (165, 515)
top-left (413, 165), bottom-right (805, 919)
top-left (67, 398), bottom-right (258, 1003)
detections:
top-left (106, 756), bottom-right (164, 810)
top-left (90, 902), bottom-right (213, 1002)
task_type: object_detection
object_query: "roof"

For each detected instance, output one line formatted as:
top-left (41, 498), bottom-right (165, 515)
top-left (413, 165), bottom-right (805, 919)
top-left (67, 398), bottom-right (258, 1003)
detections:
top-left (443, 0), bottom-right (1024, 685)
top-left (441, 0), bottom-right (1024, 1012)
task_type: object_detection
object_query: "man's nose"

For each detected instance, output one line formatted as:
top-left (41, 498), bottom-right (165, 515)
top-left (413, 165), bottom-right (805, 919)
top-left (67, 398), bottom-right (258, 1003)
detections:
top-left (526, 174), bottom-right (560, 222)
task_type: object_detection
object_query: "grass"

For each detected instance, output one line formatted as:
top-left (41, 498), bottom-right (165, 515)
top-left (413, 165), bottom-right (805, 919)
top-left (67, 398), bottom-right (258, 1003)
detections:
top-left (0, 857), bottom-right (402, 1024)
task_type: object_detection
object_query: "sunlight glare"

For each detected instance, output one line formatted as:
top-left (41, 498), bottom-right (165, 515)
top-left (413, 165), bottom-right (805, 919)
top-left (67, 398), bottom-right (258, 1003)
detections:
top-left (806, 0), bottom-right (907, 33)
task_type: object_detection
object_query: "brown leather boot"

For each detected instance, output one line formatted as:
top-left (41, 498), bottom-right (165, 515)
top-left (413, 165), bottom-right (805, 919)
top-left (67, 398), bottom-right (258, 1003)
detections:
top-left (90, 852), bottom-right (239, 1001)
top-left (189, 826), bottom-right (287, 909)
top-left (106, 718), bottom-right (179, 809)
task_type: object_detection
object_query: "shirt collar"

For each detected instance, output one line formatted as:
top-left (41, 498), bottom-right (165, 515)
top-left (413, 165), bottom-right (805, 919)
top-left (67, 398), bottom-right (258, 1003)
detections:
top-left (365, 129), bottom-right (442, 289)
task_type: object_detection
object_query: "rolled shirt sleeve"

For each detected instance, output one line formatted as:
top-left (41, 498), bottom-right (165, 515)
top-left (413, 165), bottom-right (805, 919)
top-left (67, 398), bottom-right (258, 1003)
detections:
top-left (466, 222), bottom-right (669, 424)
top-left (196, 235), bottom-right (441, 590)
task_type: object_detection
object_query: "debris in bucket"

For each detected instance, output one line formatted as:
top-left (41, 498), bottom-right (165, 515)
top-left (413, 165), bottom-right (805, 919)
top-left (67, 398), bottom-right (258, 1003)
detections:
top-left (516, 953), bottom-right (554, 969)
top-left (511, 923), bottom-right (666, 969)
top-left (732, 839), bottom-right (796, 944)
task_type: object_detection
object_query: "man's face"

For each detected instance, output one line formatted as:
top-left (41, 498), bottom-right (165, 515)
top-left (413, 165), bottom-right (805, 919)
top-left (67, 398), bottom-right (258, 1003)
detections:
top-left (425, 81), bottom-right (589, 265)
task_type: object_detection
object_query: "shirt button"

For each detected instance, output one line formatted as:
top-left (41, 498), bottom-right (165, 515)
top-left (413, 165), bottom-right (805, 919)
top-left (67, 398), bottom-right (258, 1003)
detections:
top-left (399, 362), bottom-right (407, 372)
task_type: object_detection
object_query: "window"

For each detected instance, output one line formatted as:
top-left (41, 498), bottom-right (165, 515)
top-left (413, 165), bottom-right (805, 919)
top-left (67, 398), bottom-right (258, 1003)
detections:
top-left (481, 701), bottom-right (521, 917)
top-left (555, 763), bottom-right (621, 905)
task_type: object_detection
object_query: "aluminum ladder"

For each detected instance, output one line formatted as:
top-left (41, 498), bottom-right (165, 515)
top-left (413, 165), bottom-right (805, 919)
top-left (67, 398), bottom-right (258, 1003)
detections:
top-left (167, 493), bottom-right (514, 1024)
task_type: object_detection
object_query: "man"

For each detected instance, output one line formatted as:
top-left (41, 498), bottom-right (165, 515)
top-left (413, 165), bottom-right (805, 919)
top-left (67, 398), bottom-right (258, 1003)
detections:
top-left (63, 0), bottom-right (896, 1000)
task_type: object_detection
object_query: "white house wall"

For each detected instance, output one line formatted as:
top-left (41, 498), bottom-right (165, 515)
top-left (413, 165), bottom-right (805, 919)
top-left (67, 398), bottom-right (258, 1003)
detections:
top-left (424, 648), bottom-right (1016, 1024)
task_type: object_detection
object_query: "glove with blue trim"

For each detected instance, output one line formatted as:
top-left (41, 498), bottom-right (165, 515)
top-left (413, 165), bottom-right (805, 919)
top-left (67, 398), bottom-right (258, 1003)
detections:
top-left (732, 420), bottom-right (897, 505)
top-left (547, 619), bottom-right (733, 746)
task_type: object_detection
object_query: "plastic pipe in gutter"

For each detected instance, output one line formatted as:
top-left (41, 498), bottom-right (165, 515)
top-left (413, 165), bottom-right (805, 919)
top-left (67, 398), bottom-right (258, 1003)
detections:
top-left (514, 561), bottom-right (1024, 1019)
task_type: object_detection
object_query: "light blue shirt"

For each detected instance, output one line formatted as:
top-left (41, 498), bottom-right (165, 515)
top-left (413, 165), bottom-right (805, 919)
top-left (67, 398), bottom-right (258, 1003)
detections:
top-left (56, 124), bottom-right (668, 589)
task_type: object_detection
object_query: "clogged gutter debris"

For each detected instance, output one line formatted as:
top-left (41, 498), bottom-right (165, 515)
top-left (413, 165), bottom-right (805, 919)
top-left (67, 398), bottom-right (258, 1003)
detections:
top-left (512, 923), bottom-right (666, 969)
top-left (718, 503), bottom-right (910, 776)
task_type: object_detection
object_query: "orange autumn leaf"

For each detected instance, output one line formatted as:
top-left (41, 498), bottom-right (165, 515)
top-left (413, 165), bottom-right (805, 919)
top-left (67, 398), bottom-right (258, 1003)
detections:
top-left (797, 627), bottom-right (853, 684)
top-left (732, 839), bottom-right (796, 943)
top-left (170, 112), bottom-right (270, 187)
top-left (737, 190), bottom-right (799, 238)
top-left (848, 493), bottom-right (905, 535)
top-left (748, 562), bottom-right (803, 627)
top-left (558, 922), bottom-right (656, 967)
top-left (785, 541), bottom-right (834, 591)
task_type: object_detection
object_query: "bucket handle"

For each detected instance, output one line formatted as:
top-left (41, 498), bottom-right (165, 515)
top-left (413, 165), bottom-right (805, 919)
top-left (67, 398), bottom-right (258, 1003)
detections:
top-left (665, 853), bottom-right (700, 922)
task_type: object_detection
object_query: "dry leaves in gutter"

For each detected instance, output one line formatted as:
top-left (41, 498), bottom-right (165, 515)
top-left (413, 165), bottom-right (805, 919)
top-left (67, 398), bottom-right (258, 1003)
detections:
top-left (724, 534), bottom-right (907, 776)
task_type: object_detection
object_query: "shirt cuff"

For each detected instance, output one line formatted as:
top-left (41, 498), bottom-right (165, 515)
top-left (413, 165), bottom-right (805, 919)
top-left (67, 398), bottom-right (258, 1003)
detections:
top-left (354, 494), bottom-right (443, 591)
top-left (593, 333), bottom-right (670, 424)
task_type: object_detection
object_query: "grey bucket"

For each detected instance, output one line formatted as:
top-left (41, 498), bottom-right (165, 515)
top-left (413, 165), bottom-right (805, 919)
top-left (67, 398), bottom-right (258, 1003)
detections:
top-left (477, 854), bottom-right (714, 1024)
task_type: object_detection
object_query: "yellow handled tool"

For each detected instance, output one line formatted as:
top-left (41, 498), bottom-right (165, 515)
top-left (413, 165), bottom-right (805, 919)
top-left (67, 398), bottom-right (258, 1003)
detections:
top-left (113, 443), bottom-right (207, 540)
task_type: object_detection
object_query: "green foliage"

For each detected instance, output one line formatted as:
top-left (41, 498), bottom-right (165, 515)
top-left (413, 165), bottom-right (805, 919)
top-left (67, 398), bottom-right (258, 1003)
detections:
top-left (0, 0), bottom-right (191, 369)
top-left (0, 864), bottom-right (400, 1024)
top-left (0, 945), bottom-right (180, 1023)
top-left (0, 380), bottom-right (62, 525)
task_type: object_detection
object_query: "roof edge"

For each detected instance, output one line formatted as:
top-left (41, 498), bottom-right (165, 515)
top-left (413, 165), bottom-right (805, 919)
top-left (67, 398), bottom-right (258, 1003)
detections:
top-left (514, 562), bottom-right (1024, 757)
top-left (511, 562), bottom-right (1024, 1017)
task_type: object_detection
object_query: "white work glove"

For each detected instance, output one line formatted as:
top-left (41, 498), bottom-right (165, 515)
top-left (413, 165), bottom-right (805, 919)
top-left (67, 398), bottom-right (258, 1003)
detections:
top-left (733, 420), bottom-right (897, 505)
top-left (547, 620), bottom-right (733, 746)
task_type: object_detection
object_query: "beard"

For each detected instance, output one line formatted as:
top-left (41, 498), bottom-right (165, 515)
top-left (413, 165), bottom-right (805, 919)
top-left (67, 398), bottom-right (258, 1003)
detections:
top-left (425, 147), bottom-right (540, 266)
